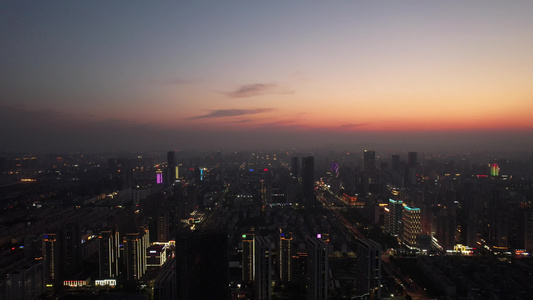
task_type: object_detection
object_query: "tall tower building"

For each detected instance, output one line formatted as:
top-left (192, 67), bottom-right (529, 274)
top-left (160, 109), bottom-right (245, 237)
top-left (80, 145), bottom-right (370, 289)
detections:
top-left (43, 233), bottom-right (60, 284)
top-left (241, 233), bottom-right (255, 282)
top-left (279, 230), bottom-right (292, 284)
top-left (98, 229), bottom-right (120, 278)
top-left (402, 205), bottom-right (421, 249)
top-left (307, 236), bottom-right (329, 300)
top-left (407, 152), bottom-right (418, 186)
top-left (291, 157), bottom-right (300, 179)
top-left (356, 239), bottom-right (382, 299)
top-left (166, 151), bottom-right (176, 186)
top-left (255, 236), bottom-right (272, 300)
top-left (302, 156), bottom-right (315, 208)
top-left (124, 227), bottom-right (149, 282)
top-left (60, 222), bottom-right (82, 279)
top-left (385, 199), bottom-right (403, 236)
top-left (363, 150), bottom-right (376, 181)
top-left (391, 155), bottom-right (400, 172)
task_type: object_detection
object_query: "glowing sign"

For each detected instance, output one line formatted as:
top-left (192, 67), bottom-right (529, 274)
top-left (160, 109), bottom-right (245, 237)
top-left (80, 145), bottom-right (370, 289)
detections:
top-left (317, 234), bottom-right (322, 239)
top-left (95, 279), bottom-right (116, 287)
top-left (156, 170), bottom-right (163, 184)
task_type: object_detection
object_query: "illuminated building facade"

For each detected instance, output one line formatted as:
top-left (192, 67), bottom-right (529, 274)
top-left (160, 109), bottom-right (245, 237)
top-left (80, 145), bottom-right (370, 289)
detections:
top-left (490, 163), bottom-right (500, 177)
top-left (356, 239), bottom-right (382, 299)
top-left (98, 229), bottom-right (119, 278)
top-left (124, 227), bottom-right (149, 282)
top-left (43, 233), bottom-right (60, 284)
top-left (279, 230), bottom-right (292, 284)
top-left (255, 236), bottom-right (272, 300)
top-left (242, 233), bottom-right (255, 282)
top-left (385, 199), bottom-right (403, 236)
top-left (307, 236), bottom-right (329, 300)
top-left (156, 169), bottom-right (163, 184)
top-left (402, 205), bottom-right (421, 249)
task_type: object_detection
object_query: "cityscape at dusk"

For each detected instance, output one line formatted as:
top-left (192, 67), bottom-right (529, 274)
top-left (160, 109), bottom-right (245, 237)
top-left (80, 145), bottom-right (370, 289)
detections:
top-left (1, 1), bottom-right (533, 300)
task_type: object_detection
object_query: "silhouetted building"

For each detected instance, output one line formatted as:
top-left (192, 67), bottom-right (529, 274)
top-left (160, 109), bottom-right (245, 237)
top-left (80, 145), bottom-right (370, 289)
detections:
top-left (307, 236), bottom-right (328, 300)
top-left (407, 152), bottom-right (418, 185)
top-left (356, 239), bottom-right (382, 299)
top-left (166, 151), bottom-right (176, 186)
top-left (60, 222), bottom-right (82, 279)
top-left (291, 156), bottom-right (299, 179)
top-left (154, 258), bottom-right (176, 300)
top-left (363, 150), bottom-right (376, 182)
top-left (255, 236), bottom-right (272, 300)
top-left (279, 230), bottom-right (292, 284)
top-left (176, 230), bottom-right (229, 300)
top-left (302, 156), bottom-right (315, 207)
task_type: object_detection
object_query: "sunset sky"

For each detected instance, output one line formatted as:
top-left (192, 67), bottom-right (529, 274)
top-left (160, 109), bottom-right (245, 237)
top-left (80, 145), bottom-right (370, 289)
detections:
top-left (1, 1), bottom-right (533, 152)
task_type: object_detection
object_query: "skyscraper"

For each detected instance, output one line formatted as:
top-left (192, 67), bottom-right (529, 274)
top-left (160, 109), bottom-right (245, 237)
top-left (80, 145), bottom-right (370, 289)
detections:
top-left (307, 236), bottom-right (328, 300)
top-left (255, 236), bottom-right (272, 300)
top-left (356, 238), bottom-right (382, 298)
top-left (43, 233), bottom-right (60, 284)
top-left (98, 229), bottom-right (120, 278)
top-left (241, 233), bottom-right (255, 282)
top-left (302, 156), bottom-right (315, 208)
top-left (385, 199), bottom-right (403, 236)
top-left (166, 151), bottom-right (176, 186)
top-left (60, 222), bottom-right (82, 279)
top-left (391, 154), bottom-right (400, 172)
top-left (291, 156), bottom-right (299, 179)
top-left (407, 152), bottom-right (418, 185)
top-left (402, 205), bottom-right (421, 249)
top-left (279, 230), bottom-right (292, 284)
top-left (363, 150), bottom-right (376, 181)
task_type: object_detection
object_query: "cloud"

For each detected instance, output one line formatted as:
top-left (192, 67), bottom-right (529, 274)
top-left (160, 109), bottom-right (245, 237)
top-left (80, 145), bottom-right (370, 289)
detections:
top-left (225, 83), bottom-right (294, 98)
top-left (338, 123), bottom-right (369, 129)
top-left (189, 108), bottom-right (275, 120)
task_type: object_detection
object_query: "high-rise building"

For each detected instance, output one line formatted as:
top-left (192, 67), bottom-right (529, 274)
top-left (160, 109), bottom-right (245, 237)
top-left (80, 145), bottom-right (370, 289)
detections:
top-left (291, 156), bottom-right (300, 179)
top-left (363, 150), bottom-right (376, 181)
top-left (391, 155), bottom-right (400, 172)
top-left (242, 233), bottom-right (255, 282)
top-left (407, 152), bottom-right (418, 186)
top-left (356, 239), bottom-right (382, 299)
top-left (98, 229), bottom-right (120, 278)
top-left (385, 199), bottom-right (403, 236)
top-left (307, 236), bottom-right (329, 300)
top-left (124, 227), bottom-right (149, 282)
top-left (157, 213), bottom-right (169, 242)
top-left (302, 156), bottom-right (315, 207)
top-left (279, 230), bottom-right (292, 284)
top-left (402, 205), bottom-right (421, 249)
top-left (176, 231), bottom-right (229, 300)
top-left (60, 222), bottom-right (82, 279)
top-left (255, 236), bottom-right (272, 300)
top-left (166, 151), bottom-right (176, 186)
top-left (43, 233), bottom-right (60, 284)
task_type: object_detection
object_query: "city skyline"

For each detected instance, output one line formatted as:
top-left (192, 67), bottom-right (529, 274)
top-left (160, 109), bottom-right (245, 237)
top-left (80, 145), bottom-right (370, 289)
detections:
top-left (2, 1), bottom-right (533, 152)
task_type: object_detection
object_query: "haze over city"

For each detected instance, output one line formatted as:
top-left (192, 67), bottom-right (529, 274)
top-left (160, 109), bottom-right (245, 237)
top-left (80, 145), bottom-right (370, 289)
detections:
top-left (2, 1), bottom-right (533, 153)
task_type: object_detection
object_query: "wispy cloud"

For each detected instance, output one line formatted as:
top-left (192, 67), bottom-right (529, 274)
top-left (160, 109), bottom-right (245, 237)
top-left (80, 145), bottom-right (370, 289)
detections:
top-left (338, 123), bottom-right (369, 129)
top-left (190, 108), bottom-right (275, 120)
top-left (225, 83), bottom-right (294, 98)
